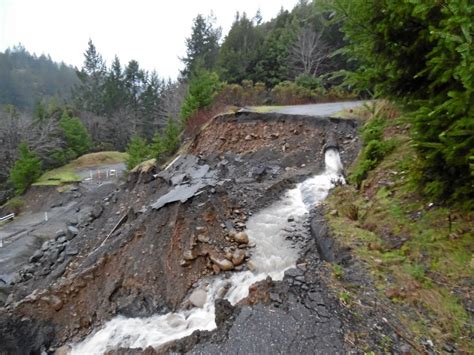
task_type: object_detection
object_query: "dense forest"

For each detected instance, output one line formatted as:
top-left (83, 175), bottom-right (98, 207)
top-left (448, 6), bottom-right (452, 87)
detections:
top-left (0, 0), bottom-right (472, 207)
top-left (0, 45), bottom-right (79, 111)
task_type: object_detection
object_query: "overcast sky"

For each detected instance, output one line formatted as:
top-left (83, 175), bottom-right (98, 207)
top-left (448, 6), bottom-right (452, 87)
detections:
top-left (0, 0), bottom-right (299, 79)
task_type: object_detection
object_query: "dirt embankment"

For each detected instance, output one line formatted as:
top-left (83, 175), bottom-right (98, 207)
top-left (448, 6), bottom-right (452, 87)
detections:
top-left (0, 112), bottom-right (360, 353)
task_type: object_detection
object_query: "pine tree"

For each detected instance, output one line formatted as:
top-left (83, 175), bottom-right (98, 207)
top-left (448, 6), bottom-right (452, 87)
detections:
top-left (59, 111), bottom-right (92, 159)
top-left (163, 117), bottom-right (181, 153)
top-left (181, 14), bottom-right (221, 78)
top-left (217, 12), bottom-right (264, 83)
top-left (9, 143), bottom-right (42, 194)
top-left (103, 55), bottom-right (127, 115)
top-left (75, 39), bottom-right (106, 114)
top-left (330, 0), bottom-right (474, 204)
top-left (126, 135), bottom-right (150, 170)
top-left (180, 68), bottom-right (220, 121)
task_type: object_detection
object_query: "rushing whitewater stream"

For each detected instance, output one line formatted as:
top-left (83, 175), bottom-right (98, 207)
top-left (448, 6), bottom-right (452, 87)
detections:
top-left (71, 148), bottom-right (344, 354)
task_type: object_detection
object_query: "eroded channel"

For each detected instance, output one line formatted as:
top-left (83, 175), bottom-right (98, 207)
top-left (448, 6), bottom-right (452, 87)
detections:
top-left (71, 148), bottom-right (344, 354)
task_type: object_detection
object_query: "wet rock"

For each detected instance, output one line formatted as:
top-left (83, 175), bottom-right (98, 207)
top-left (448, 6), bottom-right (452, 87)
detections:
top-left (212, 264), bottom-right (221, 274)
top-left (233, 232), bottom-right (249, 244)
top-left (46, 249), bottom-right (61, 264)
top-left (38, 268), bottom-right (51, 276)
top-left (197, 234), bottom-right (209, 243)
top-left (247, 260), bottom-right (256, 271)
top-left (91, 205), bottom-right (103, 219)
top-left (231, 250), bottom-right (245, 266)
top-left (50, 295), bottom-right (63, 311)
top-left (66, 226), bottom-right (79, 240)
top-left (41, 241), bottom-right (51, 252)
top-left (21, 264), bottom-right (36, 275)
top-left (55, 345), bottom-right (70, 355)
top-left (179, 259), bottom-right (190, 267)
top-left (214, 299), bottom-right (235, 327)
top-left (54, 230), bottom-right (66, 240)
top-left (210, 255), bottom-right (234, 271)
top-left (183, 249), bottom-right (198, 261)
top-left (29, 250), bottom-right (43, 263)
top-left (269, 292), bottom-right (282, 304)
top-left (65, 245), bottom-right (79, 256)
top-left (189, 289), bottom-right (207, 308)
top-left (57, 236), bottom-right (67, 244)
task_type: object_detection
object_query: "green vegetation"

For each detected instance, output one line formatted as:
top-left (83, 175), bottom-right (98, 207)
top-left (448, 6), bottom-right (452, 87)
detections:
top-left (3, 197), bottom-right (25, 215)
top-left (325, 102), bottom-right (473, 352)
top-left (71, 151), bottom-right (128, 168)
top-left (329, 0), bottom-right (473, 205)
top-left (54, 111), bottom-right (92, 164)
top-left (0, 45), bottom-right (78, 111)
top-left (34, 151), bottom-right (127, 186)
top-left (8, 143), bottom-right (42, 194)
top-left (181, 68), bottom-right (220, 121)
top-left (33, 166), bottom-right (82, 186)
top-left (126, 136), bottom-right (150, 171)
top-left (350, 109), bottom-right (395, 187)
top-left (128, 117), bottom-right (182, 170)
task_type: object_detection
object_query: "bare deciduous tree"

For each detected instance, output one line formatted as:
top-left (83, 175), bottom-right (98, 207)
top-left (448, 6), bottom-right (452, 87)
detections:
top-left (159, 80), bottom-right (187, 121)
top-left (0, 106), bottom-right (29, 181)
top-left (289, 27), bottom-right (330, 77)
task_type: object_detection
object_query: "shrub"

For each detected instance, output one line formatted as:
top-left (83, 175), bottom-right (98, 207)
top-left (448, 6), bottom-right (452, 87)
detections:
top-left (4, 197), bottom-right (25, 215)
top-left (162, 117), bottom-right (181, 154)
top-left (8, 143), bottom-right (42, 194)
top-left (59, 111), bottom-right (92, 159)
top-left (295, 74), bottom-right (324, 91)
top-left (331, 0), bottom-right (474, 204)
top-left (126, 136), bottom-right (150, 170)
top-left (270, 81), bottom-right (314, 105)
top-left (349, 114), bottom-right (395, 187)
top-left (181, 68), bottom-right (220, 121)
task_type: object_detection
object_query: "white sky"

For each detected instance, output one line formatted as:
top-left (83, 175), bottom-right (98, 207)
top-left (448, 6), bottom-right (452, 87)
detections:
top-left (0, 0), bottom-right (299, 79)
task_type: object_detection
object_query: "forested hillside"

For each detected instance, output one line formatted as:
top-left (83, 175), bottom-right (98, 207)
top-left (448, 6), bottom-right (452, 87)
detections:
top-left (0, 45), bottom-right (79, 111)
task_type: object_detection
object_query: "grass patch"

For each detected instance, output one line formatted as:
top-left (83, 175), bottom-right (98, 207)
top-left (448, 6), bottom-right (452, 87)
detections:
top-left (325, 101), bottom-right (473, 352)
top-left (69, 151), bottom-right (128, 169)
top-left (33, 151), bottom-right (128, 186)
top-left (33, 166), bottom-right (81, 186)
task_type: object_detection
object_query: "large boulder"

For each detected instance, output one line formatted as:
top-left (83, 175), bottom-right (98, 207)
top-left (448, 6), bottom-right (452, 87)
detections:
top-left (189, 289), bottom-right (207, 308)
top-left (210, 255), bottom-right (234, 271)
top-left (66, 226), bottom-right (79, 240)
top-left (233, 232), bottom-right (249, 244)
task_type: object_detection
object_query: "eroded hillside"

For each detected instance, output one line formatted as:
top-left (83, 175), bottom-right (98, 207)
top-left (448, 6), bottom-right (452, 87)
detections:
top-left (1, 111), bottom-right (367, 354)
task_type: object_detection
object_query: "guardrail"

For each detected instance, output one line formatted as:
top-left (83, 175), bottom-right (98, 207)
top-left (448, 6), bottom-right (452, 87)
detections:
top-left (0, 213), bottom-right (15, 223)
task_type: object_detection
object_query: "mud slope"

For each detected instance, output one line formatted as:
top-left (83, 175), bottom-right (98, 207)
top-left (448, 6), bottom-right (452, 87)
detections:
top-left (0, 112), bottom-right (360, 353)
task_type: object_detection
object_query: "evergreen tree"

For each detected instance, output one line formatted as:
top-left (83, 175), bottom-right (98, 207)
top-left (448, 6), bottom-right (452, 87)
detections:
top-left (75, 39), bottom-right (107, 114)
top-left (124, 60), bottom-right (145, 111)
top-left (103, 55), bottom-right (127, 115)
top-left (59, 111), bottom-right (92, 159)
top-left (150, 132), bottom-right (165, 159)
top-left (139, 71), bottom-right (163, 140)
top-left (180, 68), bottom-right (220, 121)
top-left (254, 9), bottom-right (295, 85)
top-left (0, 45), bottom-right (78, 111)
top-left (8, 143), bottom-right (42, 194)
top-left (217, 12), bottom-right (264, 83)
top-left (163, 117), bottom-right (181, 153)
top-left (330, 0), bottom-right (474, 204)
top-left (181, 14), bottom-right (221, 78)
top-left (126, 135), bottom-right (150, 170)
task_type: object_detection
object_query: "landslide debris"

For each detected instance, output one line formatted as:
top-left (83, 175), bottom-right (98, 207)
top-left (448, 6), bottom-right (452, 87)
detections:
top-left (0, 111), bottom-right (360, 353)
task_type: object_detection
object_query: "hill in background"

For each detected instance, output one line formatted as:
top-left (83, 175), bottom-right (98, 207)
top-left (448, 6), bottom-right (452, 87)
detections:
top-left (0, 44), bottom-right (79, 111)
